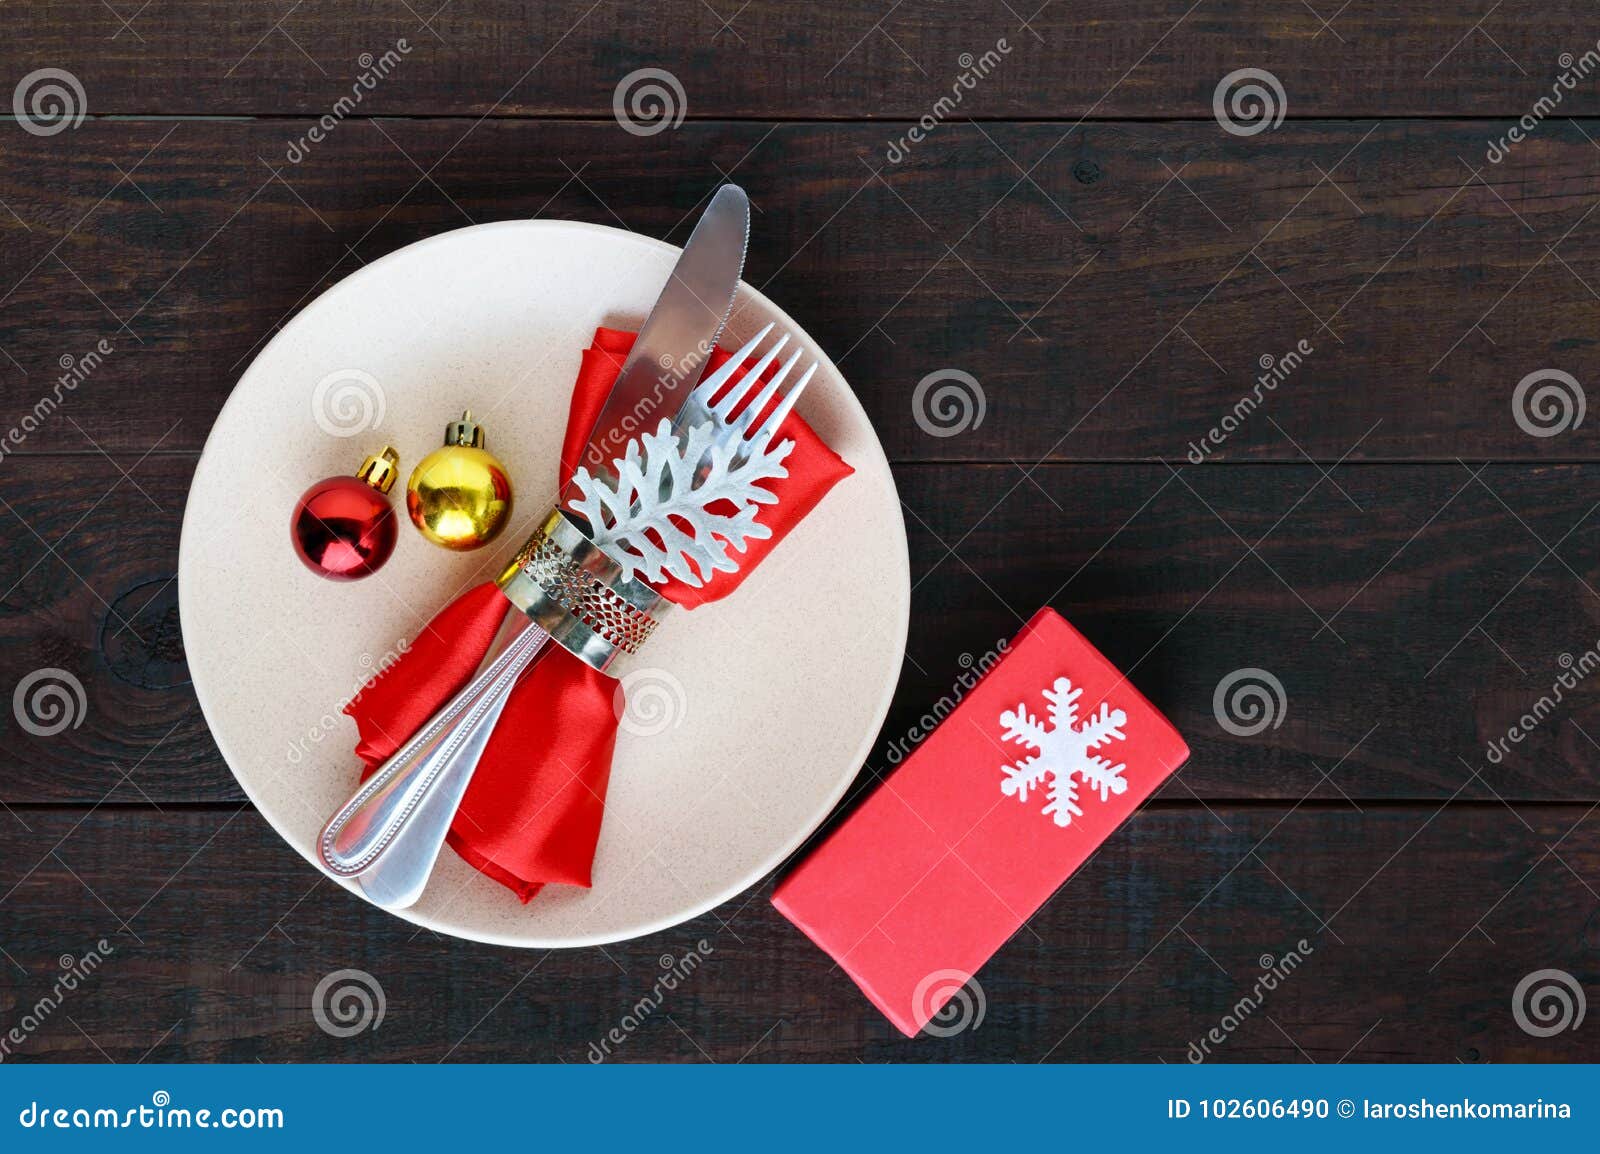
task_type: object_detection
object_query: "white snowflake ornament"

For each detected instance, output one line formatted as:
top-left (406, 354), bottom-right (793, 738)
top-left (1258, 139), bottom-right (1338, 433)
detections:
top-left (999, 677), bottom-right (1129, 827)
top-left (567, 418), bottom-right (793, 588)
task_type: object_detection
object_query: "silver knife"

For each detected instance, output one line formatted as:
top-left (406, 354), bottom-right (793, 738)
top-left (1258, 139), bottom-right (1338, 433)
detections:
top-left (319, 185), bottom-right (751, 908)
top-left (570, 183), bottom-right (750, 490)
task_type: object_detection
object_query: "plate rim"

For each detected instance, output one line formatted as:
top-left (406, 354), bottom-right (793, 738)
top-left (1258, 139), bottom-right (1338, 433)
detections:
top-left (178, 217), bottom-right (910, 948)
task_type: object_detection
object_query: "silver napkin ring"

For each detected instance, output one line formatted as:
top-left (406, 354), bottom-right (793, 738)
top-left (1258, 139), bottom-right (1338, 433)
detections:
top-left (496, 507), bottom-right (665, 673)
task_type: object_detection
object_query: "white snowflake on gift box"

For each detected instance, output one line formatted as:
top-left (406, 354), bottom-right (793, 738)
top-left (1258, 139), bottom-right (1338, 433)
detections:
top-left (999, 677), bottom-right (1129, 828)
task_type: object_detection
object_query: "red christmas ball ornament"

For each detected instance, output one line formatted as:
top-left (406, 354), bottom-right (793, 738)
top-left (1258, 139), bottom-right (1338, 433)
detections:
top-left (291, 447), bottom-right (400, 580)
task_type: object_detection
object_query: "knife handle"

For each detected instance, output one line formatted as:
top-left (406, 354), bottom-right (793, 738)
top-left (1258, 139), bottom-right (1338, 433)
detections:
top-left (318, 616), bottom-right (550, 908)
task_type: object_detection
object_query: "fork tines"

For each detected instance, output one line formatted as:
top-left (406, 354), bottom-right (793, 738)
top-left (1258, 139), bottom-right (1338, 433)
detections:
top-left (689, 322), bottom-right (819, 448)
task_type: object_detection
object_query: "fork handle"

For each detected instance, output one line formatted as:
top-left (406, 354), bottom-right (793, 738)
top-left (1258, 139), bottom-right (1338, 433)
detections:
top-left (318, 617), bottom-right (550, 908)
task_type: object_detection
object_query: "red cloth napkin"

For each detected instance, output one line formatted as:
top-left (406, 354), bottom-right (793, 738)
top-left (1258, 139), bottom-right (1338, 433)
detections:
top-left (345, 328), bottom-right (852, 901)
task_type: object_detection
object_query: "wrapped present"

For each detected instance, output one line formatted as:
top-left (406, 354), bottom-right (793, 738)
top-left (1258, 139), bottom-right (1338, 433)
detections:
top-left (773, 606), bottom-right (1189, 1037)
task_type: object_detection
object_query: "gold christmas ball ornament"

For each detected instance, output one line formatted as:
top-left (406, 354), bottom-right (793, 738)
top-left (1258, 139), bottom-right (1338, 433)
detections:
top-left (405, 410), bottom-right (513, 551)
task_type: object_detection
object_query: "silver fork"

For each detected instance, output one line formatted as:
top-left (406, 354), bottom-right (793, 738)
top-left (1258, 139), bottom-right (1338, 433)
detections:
top-left (318, 324), bottom-right (818, 909)
top-left (679, 322), bottom-right (816, 465)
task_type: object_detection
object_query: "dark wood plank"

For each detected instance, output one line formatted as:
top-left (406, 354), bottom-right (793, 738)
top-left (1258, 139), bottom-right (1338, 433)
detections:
top-left (4, 2), bottom-right (1600, 117)
top-left (0, 803), bottom-right (1593, 1062)
top-left (2, 118), bottom-right (1596, 462)
top-left (1, 0), bottom-right (1589, 1077)
top-left (5, 455), bottom-right (1600, 804)
top-left (896, 459), bottom-right (1600, 805)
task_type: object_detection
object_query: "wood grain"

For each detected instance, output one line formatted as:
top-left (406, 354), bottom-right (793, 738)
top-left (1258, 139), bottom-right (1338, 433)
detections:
top-left (0, 804), bottom-right (1593, 1062)
top-left (4, 455), bottom-right (1600, 804)
top-left (3, 2), bottom-right (1596, 1067)
top-left (3, 2), bottom-right (1599, 118)
top-left (2, 119), bottom-right (1597, 462)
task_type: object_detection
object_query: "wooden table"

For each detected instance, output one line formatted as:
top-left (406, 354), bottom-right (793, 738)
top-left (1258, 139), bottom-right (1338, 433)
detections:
top-left (2, 2), bottom-right (1598, 1063)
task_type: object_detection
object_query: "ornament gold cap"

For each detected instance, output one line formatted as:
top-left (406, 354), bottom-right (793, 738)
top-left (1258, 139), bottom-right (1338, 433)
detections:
top-left (443, 409), bottom-right (485, 449)
top-left (356, 446), bottom-right (400, 494)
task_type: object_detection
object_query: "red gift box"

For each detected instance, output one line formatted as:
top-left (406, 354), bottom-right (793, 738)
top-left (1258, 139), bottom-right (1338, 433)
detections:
top-left (772, 606), bottom-right (1190, 1037)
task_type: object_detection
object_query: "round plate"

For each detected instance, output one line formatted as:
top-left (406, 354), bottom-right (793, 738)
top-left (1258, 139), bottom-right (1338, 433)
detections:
top-left (179, 219), bottom-right (909, 947)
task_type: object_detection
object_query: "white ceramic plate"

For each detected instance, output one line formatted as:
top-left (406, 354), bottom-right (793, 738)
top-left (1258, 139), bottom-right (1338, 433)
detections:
top-left (178, 219), bottom-right (909, 947)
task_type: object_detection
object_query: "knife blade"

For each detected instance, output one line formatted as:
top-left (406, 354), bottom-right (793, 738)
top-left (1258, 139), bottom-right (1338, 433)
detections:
top-left (565, 183), bottom-right (750, 499)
